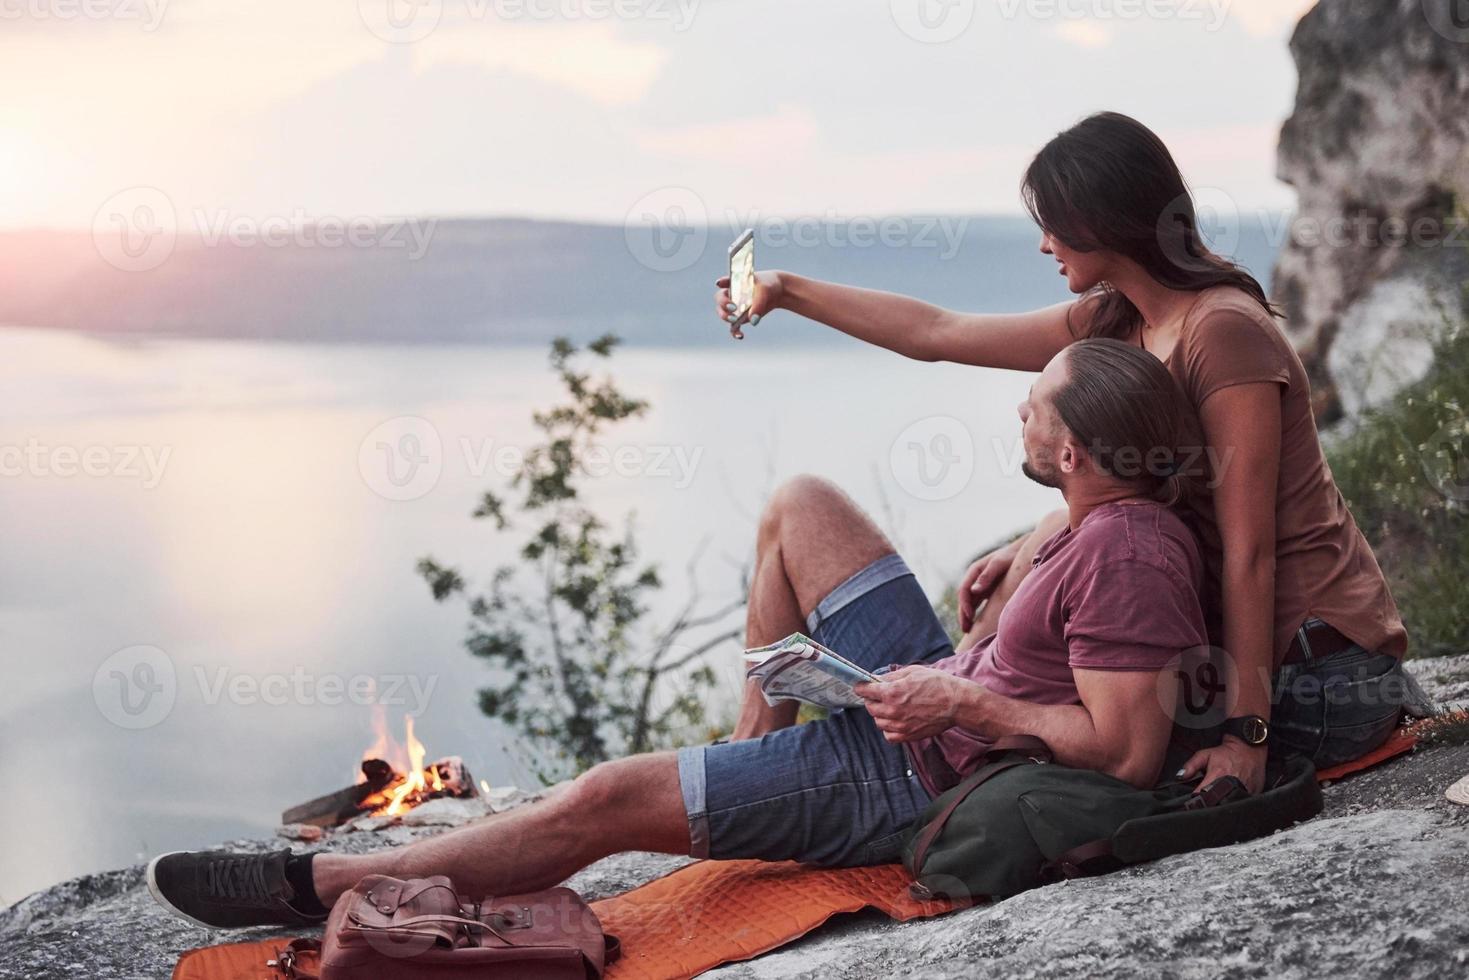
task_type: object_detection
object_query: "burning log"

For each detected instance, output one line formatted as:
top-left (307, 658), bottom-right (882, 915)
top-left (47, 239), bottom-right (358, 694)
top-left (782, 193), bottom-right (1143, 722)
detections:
top-left (282, 715), bottom-right (480, 831)
top-left (281, 758), bottom-right (480, 830)
top-left (282, 758), bottom-right (398, 829)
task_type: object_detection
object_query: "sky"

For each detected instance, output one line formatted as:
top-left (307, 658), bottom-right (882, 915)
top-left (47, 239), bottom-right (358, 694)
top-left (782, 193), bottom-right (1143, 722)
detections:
top-left (0, 0), bottom-right (1318, 231)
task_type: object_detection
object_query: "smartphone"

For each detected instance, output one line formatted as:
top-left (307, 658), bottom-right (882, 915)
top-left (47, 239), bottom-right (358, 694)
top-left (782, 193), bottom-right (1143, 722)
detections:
top-left (728, 229), bottom-right (756, 321)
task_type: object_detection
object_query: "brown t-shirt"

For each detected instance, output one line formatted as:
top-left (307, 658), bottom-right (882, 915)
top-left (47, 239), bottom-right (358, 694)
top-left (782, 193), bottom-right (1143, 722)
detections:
top-left (908, 500), bottom-right (1208, 796)
top-left (1165, 286), bottom-right (1408, 664)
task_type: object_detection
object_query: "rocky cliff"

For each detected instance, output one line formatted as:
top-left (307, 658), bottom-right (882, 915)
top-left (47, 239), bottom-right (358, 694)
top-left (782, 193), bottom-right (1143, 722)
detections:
top-left (1272, 0), bottom-right (1469, 421)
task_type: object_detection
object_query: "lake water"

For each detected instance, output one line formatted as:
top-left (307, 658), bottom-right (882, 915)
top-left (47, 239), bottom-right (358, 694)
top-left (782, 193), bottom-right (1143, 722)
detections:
top-left (0, 327), bottom-right (1059, 902)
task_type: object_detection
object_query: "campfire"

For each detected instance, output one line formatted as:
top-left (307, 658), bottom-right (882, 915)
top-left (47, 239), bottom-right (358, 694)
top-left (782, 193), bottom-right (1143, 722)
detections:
top-left (281, 711), bottom-right (481, 830)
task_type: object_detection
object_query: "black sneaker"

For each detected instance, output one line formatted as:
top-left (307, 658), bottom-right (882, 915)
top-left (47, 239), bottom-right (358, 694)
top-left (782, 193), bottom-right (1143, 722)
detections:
top-left (146, 848), bottom-right (327, 929)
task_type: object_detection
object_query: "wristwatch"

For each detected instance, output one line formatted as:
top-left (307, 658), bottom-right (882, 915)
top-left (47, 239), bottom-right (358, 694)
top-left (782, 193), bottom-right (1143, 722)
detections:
top-left (1222, 715), bottom-right (1270, 746)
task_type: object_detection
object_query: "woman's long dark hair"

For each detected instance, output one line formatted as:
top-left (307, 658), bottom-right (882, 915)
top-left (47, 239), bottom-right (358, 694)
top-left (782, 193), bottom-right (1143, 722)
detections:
top-left (1021, 111), bottom-right (1279, 341)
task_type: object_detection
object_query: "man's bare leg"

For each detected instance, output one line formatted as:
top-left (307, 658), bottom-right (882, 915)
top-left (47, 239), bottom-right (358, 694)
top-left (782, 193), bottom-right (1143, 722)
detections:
top-left (312, 753), bottom-right (688, 905)
top-left (733, 475), bottom-right (896, 741)
top-left (957, 508), bottom-right (1069, 652)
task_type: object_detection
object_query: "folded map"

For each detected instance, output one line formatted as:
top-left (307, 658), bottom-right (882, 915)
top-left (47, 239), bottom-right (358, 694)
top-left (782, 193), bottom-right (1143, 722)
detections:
top-left (743, 632), bottom-right (881, 710)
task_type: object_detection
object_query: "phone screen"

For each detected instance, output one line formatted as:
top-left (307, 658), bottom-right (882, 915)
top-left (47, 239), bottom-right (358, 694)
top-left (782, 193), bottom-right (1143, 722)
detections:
top-left (729, 231), bottom-right (755, 317)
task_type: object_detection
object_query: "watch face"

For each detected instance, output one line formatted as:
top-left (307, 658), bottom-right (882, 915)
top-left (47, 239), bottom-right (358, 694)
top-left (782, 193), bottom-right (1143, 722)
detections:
top-left (1242, 717), bottom-right (1269, 745)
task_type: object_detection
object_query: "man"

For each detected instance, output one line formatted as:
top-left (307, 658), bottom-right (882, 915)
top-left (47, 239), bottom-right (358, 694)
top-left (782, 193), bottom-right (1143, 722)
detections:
top-left (148, 338), bottom-right (1208, 929)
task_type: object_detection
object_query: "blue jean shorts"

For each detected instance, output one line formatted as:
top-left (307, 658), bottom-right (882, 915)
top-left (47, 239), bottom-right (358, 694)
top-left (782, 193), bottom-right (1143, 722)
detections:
top-left (1271, 628), bottom-right (1431, 768)
top-left (676, 553), bottom-right (955, 866)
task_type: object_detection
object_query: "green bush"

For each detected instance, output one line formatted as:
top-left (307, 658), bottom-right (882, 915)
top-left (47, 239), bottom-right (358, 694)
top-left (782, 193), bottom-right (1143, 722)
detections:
top-left (1326, 293), bottom-right (1469, 658)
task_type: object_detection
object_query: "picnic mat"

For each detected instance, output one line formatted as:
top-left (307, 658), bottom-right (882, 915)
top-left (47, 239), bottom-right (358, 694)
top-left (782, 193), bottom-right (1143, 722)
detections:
top-left (592, 859), bottom-right (960, 980)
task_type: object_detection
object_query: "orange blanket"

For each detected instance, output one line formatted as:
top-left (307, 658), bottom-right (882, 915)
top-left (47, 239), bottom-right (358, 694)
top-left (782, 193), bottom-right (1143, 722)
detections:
top-left (592, 860), bottom-right (960, 980)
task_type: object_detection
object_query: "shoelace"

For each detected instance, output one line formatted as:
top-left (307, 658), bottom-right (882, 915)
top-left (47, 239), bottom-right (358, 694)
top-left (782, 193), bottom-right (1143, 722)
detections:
top-left (204, 855), bottom-right (276, 904)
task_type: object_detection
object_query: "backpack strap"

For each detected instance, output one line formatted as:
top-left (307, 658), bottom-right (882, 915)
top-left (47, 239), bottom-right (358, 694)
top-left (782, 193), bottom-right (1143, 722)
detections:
top-left (908, 736), bottom-right (1054, 886)
top-left (274, 939), bottom-right (321, 980)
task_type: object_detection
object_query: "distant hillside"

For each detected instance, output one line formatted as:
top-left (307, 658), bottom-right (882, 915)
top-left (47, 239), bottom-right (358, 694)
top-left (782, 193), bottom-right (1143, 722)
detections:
top-left (0, 217), bottom-right (1282, 347)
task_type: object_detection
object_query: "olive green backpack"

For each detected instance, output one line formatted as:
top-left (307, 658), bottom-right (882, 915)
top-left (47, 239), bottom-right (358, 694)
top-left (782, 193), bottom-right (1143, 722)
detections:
top-left (902, 735), bottom-right (1323, 901)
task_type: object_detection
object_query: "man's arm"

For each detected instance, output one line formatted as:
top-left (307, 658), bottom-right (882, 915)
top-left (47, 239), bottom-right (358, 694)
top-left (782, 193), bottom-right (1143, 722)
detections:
top-left (857, 665), bottom-right (1177, 788)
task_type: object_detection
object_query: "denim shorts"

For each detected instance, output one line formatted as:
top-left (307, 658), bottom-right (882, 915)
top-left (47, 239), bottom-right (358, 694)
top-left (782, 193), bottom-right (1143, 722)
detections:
top-left (1271, 629), bottom-right (1430, 768)
top-left (677, 553), bottom-right (955, 866)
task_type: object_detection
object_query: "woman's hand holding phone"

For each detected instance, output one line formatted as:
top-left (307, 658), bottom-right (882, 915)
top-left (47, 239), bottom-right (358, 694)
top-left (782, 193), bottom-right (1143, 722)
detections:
top-left (714, 270), bottom-right (784, 340)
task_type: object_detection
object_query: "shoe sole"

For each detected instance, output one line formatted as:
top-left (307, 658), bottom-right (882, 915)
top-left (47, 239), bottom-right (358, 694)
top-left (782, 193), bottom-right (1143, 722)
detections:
top-left (146, 851), bottom-right (220, 930)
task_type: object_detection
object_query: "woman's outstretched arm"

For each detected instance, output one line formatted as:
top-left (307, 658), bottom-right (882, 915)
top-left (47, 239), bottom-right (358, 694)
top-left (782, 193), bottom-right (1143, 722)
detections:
top-left (714, 270), bottom-right (1083, 372)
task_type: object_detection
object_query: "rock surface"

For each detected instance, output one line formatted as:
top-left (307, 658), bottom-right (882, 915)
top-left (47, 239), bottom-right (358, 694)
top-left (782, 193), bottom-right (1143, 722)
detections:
top-left (4, 656), bottom-right (1468, 980)
top-left (1271, 0), bottom-right (1469, 421)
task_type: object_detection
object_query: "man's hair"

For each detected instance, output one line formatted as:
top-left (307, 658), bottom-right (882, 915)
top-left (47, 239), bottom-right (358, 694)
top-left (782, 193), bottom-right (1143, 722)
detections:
top-left (1050, 338), bottom-right (1202, 506)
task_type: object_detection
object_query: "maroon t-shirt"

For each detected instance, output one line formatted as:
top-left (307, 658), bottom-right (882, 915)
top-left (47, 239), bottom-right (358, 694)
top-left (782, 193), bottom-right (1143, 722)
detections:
top-left (909, 500), bottom-right (1208, 797)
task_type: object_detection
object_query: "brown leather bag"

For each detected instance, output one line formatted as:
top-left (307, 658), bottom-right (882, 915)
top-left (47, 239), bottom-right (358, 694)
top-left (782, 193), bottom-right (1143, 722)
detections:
top-left (277, 874), bottom-right (619, 980)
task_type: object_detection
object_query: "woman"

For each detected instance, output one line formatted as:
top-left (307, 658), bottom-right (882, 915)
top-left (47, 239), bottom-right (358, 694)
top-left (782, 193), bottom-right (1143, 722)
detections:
top-left (712, 111), bottom-right (1415, 793)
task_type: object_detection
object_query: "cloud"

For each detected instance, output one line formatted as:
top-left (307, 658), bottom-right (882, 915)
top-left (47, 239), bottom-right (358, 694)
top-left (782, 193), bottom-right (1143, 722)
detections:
top-left (633, 105), bottom-right (821, 160)
top-left (1221, 0), bottom-right (1317, 38)
top-left (410, 21), bottom-right (670, 106)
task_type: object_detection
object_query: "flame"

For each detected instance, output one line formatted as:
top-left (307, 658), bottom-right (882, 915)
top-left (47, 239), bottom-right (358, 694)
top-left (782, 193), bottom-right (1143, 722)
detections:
top-left (357, 703), bottom-right (398, 783)
top-left (354, 711), bottom-right (460, 818)
top-left (381, 716), bottom-right (447, 815)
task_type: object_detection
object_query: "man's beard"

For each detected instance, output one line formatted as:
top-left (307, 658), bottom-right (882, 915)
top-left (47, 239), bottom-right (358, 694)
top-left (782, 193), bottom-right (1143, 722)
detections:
top-left (1021, 459), bottom-right (1061, 489)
